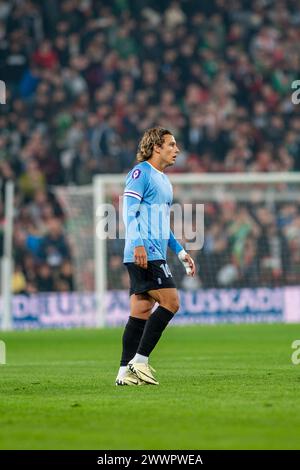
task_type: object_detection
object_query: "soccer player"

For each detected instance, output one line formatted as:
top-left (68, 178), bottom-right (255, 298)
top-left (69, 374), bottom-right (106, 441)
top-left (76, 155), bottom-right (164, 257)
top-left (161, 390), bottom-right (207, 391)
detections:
top-left (116, 127), bottom-right (195, 386)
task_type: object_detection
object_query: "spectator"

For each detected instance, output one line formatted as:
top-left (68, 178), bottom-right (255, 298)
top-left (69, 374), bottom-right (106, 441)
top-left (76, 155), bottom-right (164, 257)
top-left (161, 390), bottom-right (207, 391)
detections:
top-left (39, 218), bottom-right (70, 267)
top-left (36, 262), bottom-right (55, 292)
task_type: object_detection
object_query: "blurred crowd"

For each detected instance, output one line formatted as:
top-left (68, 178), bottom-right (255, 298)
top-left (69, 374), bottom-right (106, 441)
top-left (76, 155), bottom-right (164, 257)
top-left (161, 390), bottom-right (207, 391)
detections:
top-left (1, 0), bottom-right (300, 293)
top-left (197, 199), bottom-right (300, 289)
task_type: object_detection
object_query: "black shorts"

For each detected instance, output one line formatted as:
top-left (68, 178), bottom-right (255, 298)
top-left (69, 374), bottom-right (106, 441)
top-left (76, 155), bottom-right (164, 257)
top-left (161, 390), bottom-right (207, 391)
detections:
top-left (125, 260), bottom-right (176, 296)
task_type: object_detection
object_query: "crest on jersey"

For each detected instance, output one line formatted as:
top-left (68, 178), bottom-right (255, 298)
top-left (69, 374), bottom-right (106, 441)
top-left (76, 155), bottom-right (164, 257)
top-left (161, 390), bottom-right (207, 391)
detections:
top-left (132, 169), bottom-right (141, 179)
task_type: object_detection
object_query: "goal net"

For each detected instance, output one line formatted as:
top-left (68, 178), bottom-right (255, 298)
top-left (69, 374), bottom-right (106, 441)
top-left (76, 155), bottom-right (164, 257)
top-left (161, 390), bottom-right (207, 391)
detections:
top-left (55, 173), bottom-right (300, 325)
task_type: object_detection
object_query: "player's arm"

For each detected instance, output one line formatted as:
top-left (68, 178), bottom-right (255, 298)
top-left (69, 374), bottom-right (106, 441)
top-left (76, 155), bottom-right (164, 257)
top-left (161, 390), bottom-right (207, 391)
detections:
top-left (123, 196), bottom-right (147, 269)
top-left (168, 229), bottom-right (196, 276)
top-left (123, 169), bottom-right (148, 269)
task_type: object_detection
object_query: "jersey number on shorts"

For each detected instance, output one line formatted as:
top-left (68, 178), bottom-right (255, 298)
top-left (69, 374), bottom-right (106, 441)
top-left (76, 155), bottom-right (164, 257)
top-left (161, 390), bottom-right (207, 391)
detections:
top-left (160, 263), bottom-right (172, 278)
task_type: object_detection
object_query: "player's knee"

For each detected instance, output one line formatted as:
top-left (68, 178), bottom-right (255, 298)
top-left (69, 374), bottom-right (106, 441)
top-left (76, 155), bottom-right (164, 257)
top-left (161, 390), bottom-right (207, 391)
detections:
top-left (161, 296), bottom-right (180, 314)
top-left (170, 298), bottom-right (180, 314)
top-left (131, 295), bottom-right (154, 319)
top-left (131, 308), bottom-right (152, 320)
top-left (131, 302), bottom-right (153, 319)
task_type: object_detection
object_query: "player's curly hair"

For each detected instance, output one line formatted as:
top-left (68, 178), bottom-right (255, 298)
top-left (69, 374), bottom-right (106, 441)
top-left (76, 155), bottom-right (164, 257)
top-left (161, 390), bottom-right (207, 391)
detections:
top-left (136, 127), bottom-right (172, 162)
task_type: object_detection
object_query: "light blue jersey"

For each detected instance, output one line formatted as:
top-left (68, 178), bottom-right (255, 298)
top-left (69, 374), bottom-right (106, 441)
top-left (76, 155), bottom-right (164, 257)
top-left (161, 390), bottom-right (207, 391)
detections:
top-left (123, 161), bottom-right (183, 263)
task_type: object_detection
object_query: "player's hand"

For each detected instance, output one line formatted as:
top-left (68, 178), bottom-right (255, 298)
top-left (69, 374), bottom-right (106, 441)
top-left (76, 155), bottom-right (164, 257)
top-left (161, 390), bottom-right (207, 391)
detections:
top-left (184, 253), bottom-right (196, 276)
top-left (134, 246), bottom-right (148, 269)
top-left (178, 250), bottom-right (196, 276)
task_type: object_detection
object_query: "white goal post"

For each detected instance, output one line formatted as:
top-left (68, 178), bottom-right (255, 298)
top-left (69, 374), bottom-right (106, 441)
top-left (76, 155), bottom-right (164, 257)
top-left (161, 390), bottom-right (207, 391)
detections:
top-left (0, 181), bottom-right (14, 331)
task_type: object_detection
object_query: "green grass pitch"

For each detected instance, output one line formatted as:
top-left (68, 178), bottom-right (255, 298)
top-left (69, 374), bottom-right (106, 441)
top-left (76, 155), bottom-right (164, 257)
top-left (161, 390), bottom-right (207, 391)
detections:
top-left (0, 324), bottom-right (300, 450)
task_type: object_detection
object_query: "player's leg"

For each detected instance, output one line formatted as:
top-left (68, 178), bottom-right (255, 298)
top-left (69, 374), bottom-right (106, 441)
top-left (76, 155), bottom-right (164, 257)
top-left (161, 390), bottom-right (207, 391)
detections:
top-left (147, 287), bottom-right (180, 313)
top-left (129, 288), bottom-right (179, 384)
top-left (134, 288), bottom-right (179, 358)
top-left (116, 293), bottom-right (155, 385)
top-left (121, 292), bottom-right (155, 366)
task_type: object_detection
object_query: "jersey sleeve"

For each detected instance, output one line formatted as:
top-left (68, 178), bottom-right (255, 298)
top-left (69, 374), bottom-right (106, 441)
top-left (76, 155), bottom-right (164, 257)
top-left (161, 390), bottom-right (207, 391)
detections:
top-left (123, 167), bottom-right (147, 202)
top-left (168, 229), bottom-right (183, 255)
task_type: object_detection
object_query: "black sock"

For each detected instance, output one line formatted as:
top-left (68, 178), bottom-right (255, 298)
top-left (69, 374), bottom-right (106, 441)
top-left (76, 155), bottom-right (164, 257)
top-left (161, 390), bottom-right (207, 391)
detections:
top-left (120, 316), bottom-right (147, 366)
top-left (137, 306), bottom-right (174, 357)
